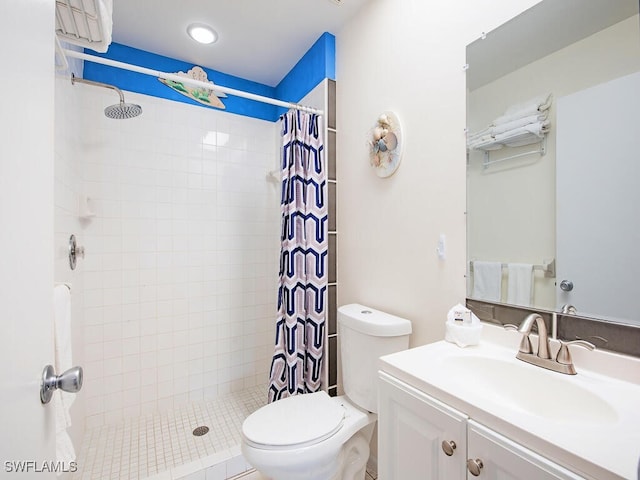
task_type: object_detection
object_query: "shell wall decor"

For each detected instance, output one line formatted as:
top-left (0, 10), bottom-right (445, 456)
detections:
top-left (368, 111), bottom-right (403, 177)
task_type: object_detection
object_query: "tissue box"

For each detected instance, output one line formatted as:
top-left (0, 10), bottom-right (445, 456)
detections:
top-left (445, 322), bottom-right (482, 348)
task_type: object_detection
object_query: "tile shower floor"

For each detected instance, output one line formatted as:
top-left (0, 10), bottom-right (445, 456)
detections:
top-left (74, 385), bottom-right (266, 480)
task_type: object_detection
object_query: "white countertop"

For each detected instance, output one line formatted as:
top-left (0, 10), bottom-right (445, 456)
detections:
top-left (378, 322), bottom-right (640, 480)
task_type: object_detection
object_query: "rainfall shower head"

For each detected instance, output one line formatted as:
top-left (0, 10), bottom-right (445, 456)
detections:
top-left (104, 102), bottom-right (143, 119)
top-left (71, 74), bottom-right (142, 119)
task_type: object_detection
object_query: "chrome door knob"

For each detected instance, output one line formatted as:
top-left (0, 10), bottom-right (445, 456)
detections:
top-left (40, 365), bottom-right (83, 404)
top-left (560, 280), bottom-right (574, 292)
top-left (441, 440), bottom-right (456, 456)
top-left (467, 458), bottom-right (484, 476)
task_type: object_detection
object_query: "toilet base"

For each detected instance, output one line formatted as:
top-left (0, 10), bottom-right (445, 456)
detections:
top-left (336, 431), bottom-right (370, 480)
top-left (242, 396), bottom-right (376, 480)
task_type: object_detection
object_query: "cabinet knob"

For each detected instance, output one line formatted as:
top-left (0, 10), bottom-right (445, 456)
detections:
top-left (441, 440), bottom-right (456, 456)
top-left (467, 458), bottom-right (484, 476)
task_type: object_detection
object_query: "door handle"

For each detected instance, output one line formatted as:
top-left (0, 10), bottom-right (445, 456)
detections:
top-left (40, 365), bottom-right (83, 404)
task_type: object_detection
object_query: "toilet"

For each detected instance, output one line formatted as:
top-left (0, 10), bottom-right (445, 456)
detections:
top-left (241, 304), bottom-right (412, 480)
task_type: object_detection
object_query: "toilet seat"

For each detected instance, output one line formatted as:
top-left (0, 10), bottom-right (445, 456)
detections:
top-left (242, 391), bottom-right (345, 449)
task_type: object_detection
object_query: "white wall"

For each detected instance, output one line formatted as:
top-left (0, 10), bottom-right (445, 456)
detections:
top-left (467, 15), bottom-right (640, 309)
top-left (0, 0), bottom-right (56, 467)
top-left (336, 0), bottom-right (541, 348)
top-left (54, 80), bottom-right (281, 427)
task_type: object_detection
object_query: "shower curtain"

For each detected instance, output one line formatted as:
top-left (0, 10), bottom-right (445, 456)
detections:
top-left (268, 110), bottom-right (327, 402)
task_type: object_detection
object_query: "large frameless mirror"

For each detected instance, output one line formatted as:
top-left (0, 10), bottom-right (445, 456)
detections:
top-left (466, 0), bottom-right (640, 325)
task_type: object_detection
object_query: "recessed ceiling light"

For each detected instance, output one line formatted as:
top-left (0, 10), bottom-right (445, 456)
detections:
top-left (187, 23), bottom-right (218, 45)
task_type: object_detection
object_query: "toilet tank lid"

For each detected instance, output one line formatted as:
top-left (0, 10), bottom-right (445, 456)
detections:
top-left (338, 304), bottom-right (412, 337)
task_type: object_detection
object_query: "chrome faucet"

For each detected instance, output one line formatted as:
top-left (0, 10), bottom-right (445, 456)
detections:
top-left (505, 313), bottom-right (595, 375)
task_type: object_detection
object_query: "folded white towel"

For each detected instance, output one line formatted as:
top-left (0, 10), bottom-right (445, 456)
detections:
top-left (494, 93), bottom-right (552, 125)
top-left (468, 135), bottom-right (504, 151)
top-left (507, 263), bottom-right (534, 306)
top-left (491, 112), bottom-right (548, 134)
top-left (53, 285), bottom-right (76, 471)
top-left (501, 133), bottom-right (546, 148)
top-left (472, 261), bottom-right (502, 302)
top-left (494, 120), bottom-right (549, 146)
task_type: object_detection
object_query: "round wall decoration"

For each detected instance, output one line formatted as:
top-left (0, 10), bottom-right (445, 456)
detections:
top-left (368, 111), bottom-right (403, 178)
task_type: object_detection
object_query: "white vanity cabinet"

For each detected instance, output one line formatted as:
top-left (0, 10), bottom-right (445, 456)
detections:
top-left (378, 372), bottom-right (586, 480)
top-left (378, 372), bottom-right (467, 479)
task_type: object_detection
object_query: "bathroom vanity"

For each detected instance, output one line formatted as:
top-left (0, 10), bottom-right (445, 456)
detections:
top-left (377, 322), bottom-right (640, 480)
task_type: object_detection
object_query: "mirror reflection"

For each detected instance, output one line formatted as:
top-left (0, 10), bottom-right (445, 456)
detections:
top-left (466, 0), bottom-right (640, 325)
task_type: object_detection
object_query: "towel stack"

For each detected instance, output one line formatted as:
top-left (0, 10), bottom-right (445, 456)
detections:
top-left (467, 93), bottom-right (552, 151)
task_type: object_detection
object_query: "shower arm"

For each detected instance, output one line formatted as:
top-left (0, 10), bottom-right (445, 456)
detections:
top-left (71, 73), bottom-right (125, 104)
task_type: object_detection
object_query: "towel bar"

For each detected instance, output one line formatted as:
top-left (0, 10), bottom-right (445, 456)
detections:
top-left (469, 259), bottom-right (555, 278)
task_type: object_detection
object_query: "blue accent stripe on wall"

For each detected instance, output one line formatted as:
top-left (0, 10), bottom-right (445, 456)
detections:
top-left (82, 32), bottom-right (336, 122)
top-left (276, 32), bottom-right (336, 103)
top-left (83, 43), bottom-right (278, 121)
top-left (274, 33), bottom-right (336, 118)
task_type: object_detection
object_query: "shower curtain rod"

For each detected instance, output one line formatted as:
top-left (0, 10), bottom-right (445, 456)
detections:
top-left (62, 49), bottom-right (324, 115)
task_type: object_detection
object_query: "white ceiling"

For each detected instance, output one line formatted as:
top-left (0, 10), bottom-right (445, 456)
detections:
top-left (111, 0), bottom-right (371, 87)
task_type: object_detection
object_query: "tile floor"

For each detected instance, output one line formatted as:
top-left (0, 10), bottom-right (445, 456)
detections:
top-left (232, 469), bottom-right (377, 480)
top-left (73, 385), bottom-right (266, 479)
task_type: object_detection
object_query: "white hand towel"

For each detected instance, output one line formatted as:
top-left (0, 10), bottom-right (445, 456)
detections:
top-left (507, 263), bottom-right (534, 306)
top-left (472, 261), bottom-right (502, 302)
top-left (53, 284), bottom-right (76, 471)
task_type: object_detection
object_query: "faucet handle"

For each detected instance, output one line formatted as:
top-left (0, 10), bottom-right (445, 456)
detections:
top-left (503, 324), bottom-right (533, 354)
top-left (556, 340), bottom-right (596, 365)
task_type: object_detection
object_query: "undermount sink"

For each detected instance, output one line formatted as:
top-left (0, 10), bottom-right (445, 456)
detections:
top-left (443, 355), bottom-right (618, 424)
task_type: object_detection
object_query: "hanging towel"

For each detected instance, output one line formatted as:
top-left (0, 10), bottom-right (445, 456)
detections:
top-left (472, 261), bottom-right (502, 302)
top-left (53, 284), bottom-right (76, 471)
top-left (507, 263), bottom-right (534, 306)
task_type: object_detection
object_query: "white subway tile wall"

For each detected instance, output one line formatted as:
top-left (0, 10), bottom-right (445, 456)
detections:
top-left (56, 78), bottom-right (280, 428)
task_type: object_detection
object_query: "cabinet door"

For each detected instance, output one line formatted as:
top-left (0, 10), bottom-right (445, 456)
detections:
top-left (378, 372), bottom-right (468, 480)
top-left (467, 420), bottom-right (586, 480)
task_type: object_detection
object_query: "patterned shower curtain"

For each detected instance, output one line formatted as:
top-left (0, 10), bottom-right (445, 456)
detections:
top-left (268, 110), bottom-right (327, 403)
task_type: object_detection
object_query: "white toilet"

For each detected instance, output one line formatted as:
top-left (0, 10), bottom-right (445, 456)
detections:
top-left (241, 304), bottom-right (412, 480)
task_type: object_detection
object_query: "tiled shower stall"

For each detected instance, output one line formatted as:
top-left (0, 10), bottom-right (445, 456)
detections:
top-left (54, 76), bottom-right (282, 478)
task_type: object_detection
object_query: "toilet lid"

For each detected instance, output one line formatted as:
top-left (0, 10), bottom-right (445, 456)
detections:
top-left (242, 391), bottom-right (345, 448)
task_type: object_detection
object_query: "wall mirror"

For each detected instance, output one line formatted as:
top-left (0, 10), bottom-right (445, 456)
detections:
top-left (466, 0), bottom-right (640, 325)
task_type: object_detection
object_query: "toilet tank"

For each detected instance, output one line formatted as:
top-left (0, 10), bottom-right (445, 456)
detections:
top-left (338, 304), bottom-right (412, 413)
